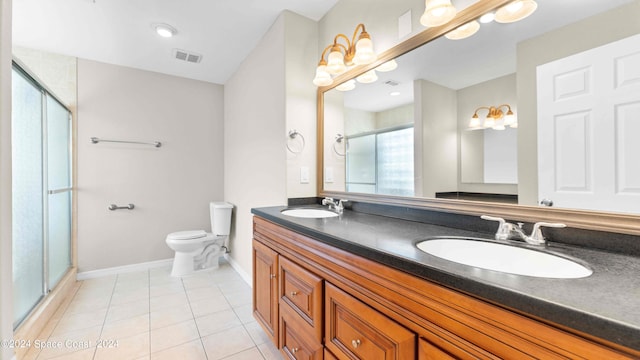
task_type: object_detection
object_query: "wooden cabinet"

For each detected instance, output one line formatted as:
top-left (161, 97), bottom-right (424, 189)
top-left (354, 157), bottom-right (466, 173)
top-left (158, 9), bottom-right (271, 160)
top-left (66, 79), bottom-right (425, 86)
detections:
top-left (253, 216), bottom-right (640, 360)
top-left (252, 239), bottom-right (279, 346)
top-left (325, 283), bottom-right (415, 360)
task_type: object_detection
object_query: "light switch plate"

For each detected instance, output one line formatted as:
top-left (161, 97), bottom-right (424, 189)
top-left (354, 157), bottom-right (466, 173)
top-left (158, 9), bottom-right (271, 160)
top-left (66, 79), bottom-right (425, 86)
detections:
top-left (325, 166), bottom-right (334, 183)
top-left (300, 166), bottom-right (309, 184)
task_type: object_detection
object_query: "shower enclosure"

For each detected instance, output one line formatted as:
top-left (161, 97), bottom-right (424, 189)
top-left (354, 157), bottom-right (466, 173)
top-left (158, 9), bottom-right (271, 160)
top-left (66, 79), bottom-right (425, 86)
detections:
top-left (11, 62), bottom-right (72, 328)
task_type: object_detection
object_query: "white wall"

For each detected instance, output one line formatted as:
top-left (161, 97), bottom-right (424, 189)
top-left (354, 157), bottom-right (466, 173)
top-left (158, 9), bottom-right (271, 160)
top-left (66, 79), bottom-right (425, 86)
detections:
top-left (517, 1), bottom-right (640, 206)
top-left (415, 79), bottom-right (457, 198)
top-left (285, 12), bottom-right (318, 199)
top-left (77, 59), bottom-right (224, 272)
top-left (457, 73), bottom-right (518, 194)
top-left (224, 14), bottom-right (288, 279)
top-left (0, 0), bottom-right (13, 358)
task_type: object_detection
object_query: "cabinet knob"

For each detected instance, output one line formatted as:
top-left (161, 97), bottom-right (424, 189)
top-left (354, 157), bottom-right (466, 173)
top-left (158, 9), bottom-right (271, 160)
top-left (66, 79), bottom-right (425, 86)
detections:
top-left (351, 339), bottom-right (361, 348)
top-left (269, 274), bottom-right (276, 279)
top-left (291, 347), bottom-right (299, 354)
top-left (290, 291), bottom-right (298, 296)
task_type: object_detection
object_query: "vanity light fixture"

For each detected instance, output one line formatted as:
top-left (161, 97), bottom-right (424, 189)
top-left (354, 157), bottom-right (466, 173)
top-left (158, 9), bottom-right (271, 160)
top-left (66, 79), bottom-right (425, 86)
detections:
top-left (470, 104), bottom-right (517, 130)
top-left (445, 20), bottom-right (480, 40)
top-left (335, 79), bottom-right (356, 92)
top-left (356, 69), bottom-right (378, 84)
top-left (376, 59), bottom-right (398, 72)
top-left (479, 12), bottom-right (495, 23)
top-left (420, 0), bottom-right (457, 27)
top-left (495, 0), bottom-right (538, 23)
top-left (155, 23), bottom-right (177, 38)
top-left (313, 23), bottom-right (377, 87)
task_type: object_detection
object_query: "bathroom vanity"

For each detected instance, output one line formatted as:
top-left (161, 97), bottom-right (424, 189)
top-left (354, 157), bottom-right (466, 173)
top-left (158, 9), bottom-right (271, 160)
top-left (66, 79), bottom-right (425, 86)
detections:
top-left (251, 206), bottom-right (640, 359)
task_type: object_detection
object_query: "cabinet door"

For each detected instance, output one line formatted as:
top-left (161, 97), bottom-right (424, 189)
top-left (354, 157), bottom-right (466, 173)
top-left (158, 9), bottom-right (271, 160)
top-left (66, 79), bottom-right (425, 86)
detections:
top-left (325, 283), bottom-right (415, 360)
top-left (253, 239), bottom-right (279, 346)
top-left (280, 256), bottom-right (323, 342)
top-left (419, 338), bottom-right (457, 360)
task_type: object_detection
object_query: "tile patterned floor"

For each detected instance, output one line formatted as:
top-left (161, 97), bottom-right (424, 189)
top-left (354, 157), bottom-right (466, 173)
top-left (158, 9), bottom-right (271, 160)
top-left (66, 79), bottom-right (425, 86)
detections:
top-left (21, 259), bottom-right (282, 360)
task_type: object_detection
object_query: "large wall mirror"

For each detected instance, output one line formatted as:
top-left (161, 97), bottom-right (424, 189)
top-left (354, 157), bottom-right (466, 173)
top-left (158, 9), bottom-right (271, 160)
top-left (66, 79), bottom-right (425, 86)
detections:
top-left (318, 0), bottom-right (640, 234)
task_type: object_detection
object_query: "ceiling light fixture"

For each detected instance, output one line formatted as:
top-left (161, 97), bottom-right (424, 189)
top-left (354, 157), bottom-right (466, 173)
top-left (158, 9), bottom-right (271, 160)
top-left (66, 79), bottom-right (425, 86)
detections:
top-left (155, 23), bottom-right (177, 38)
top-left (313, 23), bottom-right (377, 87)
top-left (445, 20), bottom-right (480, 40)
top-left (469, 104), bottom-right (517, 130)
top-left (495, 0), bottom-right (538, 23)
top-left (420, 0), bottom-right (457, 27)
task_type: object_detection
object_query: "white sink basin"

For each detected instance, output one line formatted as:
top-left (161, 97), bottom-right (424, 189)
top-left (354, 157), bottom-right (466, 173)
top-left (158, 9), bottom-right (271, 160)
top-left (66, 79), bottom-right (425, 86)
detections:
top-left (281, 208), bottom-right (339, 218)
top-left (416, 238), bottom-right (592, 279)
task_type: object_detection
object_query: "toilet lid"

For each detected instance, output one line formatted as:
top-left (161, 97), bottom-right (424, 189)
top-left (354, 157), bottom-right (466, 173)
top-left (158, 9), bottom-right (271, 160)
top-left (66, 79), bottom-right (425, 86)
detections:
top-left (168, 230), bottom-right (207, 240)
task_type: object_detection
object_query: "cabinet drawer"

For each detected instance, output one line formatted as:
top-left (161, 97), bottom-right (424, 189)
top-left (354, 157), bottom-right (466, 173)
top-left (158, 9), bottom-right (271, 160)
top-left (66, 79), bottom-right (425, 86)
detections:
top-left (280, 301), bottom-right (323, 360)
top-left (280, 256), bottom-right (323, 341)
top-left (325, 283), bottom-right (415, 360)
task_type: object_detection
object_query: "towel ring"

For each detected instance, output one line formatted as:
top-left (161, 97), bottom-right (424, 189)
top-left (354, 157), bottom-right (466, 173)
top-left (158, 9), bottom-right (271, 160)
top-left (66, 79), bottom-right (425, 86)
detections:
top-left (333, 134), bottom-right (346, 156)
top-left (286, 129), bottom-right (305, 154)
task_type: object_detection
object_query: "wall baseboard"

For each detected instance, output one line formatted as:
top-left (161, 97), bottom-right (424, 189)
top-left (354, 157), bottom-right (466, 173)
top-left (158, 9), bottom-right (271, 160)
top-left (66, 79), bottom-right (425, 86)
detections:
top-left (224, 254), bottom-right (251, 287)
top-left (76, 258), bottom-right (174, 280)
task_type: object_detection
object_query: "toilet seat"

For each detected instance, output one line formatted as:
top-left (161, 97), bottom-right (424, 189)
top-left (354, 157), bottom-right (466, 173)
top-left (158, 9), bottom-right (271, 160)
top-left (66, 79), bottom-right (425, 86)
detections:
top-left (167, 230), bottom-right (207, 240)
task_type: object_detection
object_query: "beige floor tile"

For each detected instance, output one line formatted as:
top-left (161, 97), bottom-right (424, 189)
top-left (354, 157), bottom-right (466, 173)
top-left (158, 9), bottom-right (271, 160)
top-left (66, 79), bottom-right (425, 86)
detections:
top-left (110, 287), bottom-right (149, 306)
top-left (38, 325), bottom-right (101, 359)
top-left (257, 341), bottom-right (282, 360)
top-left (201, 325), bottom-right (255, 360)
top-left (149, 303), bottom-right (193, 329)
top-left (150, 319), bottom-right (199, 353)
top-left (232, 303), bottom-right (254, 324)
top-left (149, 292), bottom-right (189, 312)
top-left (93, 332), bottom-right (150, 360)
top-left (101, 314), bottom-right (149, 340)
top-left (224, 346), bottom-right (266, 360)
top-left (186, 286), bottom-right (223, 302)
top-left (195, 309), bottom-right (242, 337)
top-left (105, 300), bottom-right (149, 323)
top-left (223, 288), bottom-right (252, 307)
top-left (244, 321), bottom-right (271, 346)
top-left (41, 347), bottom-right (97, 360)
top-left (188, 294), bottom-right (231, 318)
top-left (149, 282), bottom-right (184, 298)
top-left (150, 339), bottom-right (206, 360)
top-left (64, 296), bottom-right (111, 316)
top-left (52, 309), bottom-right (108, 335)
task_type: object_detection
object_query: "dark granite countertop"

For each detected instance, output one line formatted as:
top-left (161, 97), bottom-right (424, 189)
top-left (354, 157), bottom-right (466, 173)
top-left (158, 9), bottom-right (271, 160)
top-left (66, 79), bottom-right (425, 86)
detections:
top-left (252, 205), bottom-right (640, 351)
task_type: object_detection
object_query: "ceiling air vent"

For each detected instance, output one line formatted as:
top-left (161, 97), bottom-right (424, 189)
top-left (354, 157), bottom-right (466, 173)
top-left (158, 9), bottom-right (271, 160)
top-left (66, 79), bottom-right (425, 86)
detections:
top-left (384, 80), bottom-right (400, 86)
top-left (173, 49), bottom-right (202, 63)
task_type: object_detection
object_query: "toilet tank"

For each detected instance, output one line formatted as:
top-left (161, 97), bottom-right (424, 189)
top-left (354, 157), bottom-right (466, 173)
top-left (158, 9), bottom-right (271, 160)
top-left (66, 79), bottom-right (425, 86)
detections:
top-left (210, 202), bottom-right (233, 236)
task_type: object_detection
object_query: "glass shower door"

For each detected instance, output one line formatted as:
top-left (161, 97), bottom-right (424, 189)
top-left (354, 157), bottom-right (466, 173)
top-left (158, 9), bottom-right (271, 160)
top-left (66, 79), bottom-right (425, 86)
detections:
top-left (46, 96), bottom-right (72, 288)
top-left (12, 67), bottom-right (45, 327)
top-left (12, 64), bottom-right (73, 328)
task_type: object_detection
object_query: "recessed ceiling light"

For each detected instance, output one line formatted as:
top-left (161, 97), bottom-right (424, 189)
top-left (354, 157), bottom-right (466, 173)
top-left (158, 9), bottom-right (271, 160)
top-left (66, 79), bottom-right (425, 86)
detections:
top-left (155, 23), bottom-right (177, 38)
top-left (390, 91), bottom-right (401, 96)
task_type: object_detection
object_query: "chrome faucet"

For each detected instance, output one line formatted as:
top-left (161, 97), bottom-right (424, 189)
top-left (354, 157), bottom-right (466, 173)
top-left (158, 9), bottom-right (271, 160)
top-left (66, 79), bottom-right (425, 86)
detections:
top-left (322, 197), bottom-right (349, 214)
top-left (481, 215), bottom-right (566, 246)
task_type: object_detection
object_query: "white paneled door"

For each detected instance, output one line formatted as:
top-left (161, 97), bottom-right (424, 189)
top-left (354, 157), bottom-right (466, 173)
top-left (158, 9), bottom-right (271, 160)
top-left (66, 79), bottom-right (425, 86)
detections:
top-left (537, 33), bottom-right (640, 214)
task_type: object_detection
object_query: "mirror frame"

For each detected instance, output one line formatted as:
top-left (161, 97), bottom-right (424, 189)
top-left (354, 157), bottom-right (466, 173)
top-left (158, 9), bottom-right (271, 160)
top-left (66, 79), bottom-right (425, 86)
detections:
top-left (316, 0), bottom-right (640, 236)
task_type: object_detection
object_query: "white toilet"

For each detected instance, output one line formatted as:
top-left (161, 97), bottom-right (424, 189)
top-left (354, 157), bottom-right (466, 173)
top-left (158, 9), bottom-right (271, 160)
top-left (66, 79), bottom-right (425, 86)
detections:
top-left (165, 202), bottom-right (233, 277)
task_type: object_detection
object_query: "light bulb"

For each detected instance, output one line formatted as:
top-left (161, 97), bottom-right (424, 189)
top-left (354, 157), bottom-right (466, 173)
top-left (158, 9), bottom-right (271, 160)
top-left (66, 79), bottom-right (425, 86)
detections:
top-left (353, 37), bottom-right (376, 65)
top-left (495, 0), bottom-right (538, 23)
top-left (421, 0), bottom-right (457, 27)
top-left (445, 21), bottom-right (480, 40)
top-left (326, 49), bottom-right (347, 75)
top-left (335, 80), bottom-right (356, 92)
top-left (356, 70), bottom-right (378, 84)
top-left (312, 65), bottom-right (333, 87)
